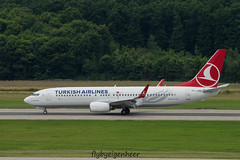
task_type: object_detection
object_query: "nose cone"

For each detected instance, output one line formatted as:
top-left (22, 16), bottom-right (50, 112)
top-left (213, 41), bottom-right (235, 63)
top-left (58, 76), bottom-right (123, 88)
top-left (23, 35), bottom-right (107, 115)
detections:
top-left (24, 96), bottom-right (31, 105)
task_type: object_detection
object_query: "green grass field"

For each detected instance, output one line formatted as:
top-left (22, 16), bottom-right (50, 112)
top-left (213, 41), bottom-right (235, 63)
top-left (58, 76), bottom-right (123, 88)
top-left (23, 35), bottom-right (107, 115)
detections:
top-left (0, 80), bottom-right (239, 109)
top-left (0, 120), bottom-right (240, 158)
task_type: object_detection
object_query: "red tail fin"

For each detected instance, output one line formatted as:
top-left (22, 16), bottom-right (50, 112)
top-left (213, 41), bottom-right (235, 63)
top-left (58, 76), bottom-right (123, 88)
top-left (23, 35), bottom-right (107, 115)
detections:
top-left (175, 49), bottom-right (226, 88)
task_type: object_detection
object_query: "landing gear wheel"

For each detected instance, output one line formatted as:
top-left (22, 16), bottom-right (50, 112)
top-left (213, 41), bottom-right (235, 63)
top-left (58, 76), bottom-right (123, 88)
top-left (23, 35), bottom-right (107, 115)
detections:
top-left (43, 108), bottom-right (47, 115)
top-left (121, 107), bottom-right (130, 115)
top-left (121, 109), bottom-right (127, 115)
top-left (126, 107), bottom-right (130, 114)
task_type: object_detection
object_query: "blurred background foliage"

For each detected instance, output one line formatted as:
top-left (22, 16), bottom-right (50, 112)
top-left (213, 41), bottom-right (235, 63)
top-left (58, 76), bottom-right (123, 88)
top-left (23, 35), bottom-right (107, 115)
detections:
top-left (0, 0), bottom-right (239, 82)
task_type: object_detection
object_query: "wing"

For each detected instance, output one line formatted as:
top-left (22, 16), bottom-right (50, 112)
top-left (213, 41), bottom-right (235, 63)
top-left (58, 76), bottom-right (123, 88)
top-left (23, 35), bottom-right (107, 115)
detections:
top-left (107, 84), bottom-right (150, 108)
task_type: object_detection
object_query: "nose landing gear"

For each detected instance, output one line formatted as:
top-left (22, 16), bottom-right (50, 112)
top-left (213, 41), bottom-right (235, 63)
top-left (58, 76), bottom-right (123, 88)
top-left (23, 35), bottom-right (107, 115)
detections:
top-left (121, 107), bottom-right (130, 115)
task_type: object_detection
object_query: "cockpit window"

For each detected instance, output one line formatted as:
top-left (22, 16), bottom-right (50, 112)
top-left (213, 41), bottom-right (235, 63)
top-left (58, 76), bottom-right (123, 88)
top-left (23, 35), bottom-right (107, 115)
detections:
top-left (32, 93), bottom-right (40, 96)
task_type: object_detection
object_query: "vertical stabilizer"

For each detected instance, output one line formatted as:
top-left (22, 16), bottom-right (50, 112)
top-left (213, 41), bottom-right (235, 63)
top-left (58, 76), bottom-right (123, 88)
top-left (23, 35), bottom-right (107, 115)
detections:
top-left (175, 49), bottom-right (226, 88)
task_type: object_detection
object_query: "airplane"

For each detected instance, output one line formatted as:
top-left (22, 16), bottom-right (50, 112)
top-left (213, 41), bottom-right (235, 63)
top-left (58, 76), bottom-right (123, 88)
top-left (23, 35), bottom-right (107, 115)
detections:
top-left (24, 49), bottom-right (229, 115)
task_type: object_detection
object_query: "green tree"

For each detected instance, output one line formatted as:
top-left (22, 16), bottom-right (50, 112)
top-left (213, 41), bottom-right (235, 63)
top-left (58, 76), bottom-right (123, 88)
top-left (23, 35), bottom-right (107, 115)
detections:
top-left (147, 34), bottom-right (158, 51)
top-left (222, 48), bottom-right (240, 82)
top-left (37, 37), bottom-right (72, 79)
top-left (169, 14), bottom-right (185, 52)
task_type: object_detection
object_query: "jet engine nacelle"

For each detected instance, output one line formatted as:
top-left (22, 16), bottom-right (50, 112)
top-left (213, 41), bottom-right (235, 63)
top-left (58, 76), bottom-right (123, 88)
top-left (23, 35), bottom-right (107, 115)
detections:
top-left (90, 102), bottom-right (110, 112)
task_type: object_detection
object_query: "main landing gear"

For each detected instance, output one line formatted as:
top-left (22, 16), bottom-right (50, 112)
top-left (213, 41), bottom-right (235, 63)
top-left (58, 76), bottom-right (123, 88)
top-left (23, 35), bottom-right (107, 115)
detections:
top-left (121, 107), bottom-right (130, 115)
top-left (43, 107), bottom-right (48, 115)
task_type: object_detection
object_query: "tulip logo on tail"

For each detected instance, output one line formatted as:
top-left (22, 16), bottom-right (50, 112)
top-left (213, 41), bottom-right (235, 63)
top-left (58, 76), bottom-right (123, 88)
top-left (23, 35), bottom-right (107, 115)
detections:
top-left (174, 49), bottom-right (226, 88)
top-left (196, 63), bottom-right (220, 87)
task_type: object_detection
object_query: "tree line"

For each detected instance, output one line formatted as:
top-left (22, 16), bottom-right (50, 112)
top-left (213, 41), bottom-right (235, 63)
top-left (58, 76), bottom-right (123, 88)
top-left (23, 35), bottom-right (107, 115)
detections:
top-left (0, 0), bottom-right (239, 82)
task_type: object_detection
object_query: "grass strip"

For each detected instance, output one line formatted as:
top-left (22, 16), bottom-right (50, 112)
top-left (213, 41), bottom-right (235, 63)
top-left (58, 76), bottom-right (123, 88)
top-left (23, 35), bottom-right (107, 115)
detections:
top-left (0, 120), bottom-right (240, 158)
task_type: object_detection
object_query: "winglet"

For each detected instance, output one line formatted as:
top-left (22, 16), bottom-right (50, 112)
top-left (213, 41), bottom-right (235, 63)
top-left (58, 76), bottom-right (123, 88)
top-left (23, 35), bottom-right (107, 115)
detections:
top-left (136, 84), bottom-right (150, 99)
top-left (157, 79), bottom-right (164, 86)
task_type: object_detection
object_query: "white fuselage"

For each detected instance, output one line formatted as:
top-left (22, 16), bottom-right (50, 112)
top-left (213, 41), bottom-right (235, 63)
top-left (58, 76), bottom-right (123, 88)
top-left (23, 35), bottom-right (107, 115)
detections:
top-left (24, 86), bottom-right (218, 109)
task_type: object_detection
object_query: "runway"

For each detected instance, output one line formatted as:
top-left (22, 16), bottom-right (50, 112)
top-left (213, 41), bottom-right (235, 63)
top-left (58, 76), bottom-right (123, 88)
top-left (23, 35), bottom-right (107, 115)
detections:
top-left (0, 109), bottom-right (240, 120)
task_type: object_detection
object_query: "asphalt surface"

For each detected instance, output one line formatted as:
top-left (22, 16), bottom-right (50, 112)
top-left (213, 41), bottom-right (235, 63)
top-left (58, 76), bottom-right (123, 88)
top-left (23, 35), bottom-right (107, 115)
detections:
top-left (0, 109), bottom-right (240, 120)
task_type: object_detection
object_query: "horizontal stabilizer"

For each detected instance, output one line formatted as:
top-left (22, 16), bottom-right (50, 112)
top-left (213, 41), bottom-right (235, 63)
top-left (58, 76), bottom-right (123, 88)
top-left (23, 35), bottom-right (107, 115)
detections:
top-left (202, 84), bottom-right (229, 93)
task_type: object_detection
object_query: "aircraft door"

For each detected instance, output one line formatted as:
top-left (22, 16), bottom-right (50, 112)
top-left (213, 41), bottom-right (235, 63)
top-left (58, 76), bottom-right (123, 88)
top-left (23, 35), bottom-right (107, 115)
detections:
top-left (185, 89), bottom-right (191, 100)
top-left (46, 90), bottom-right (52, 101)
